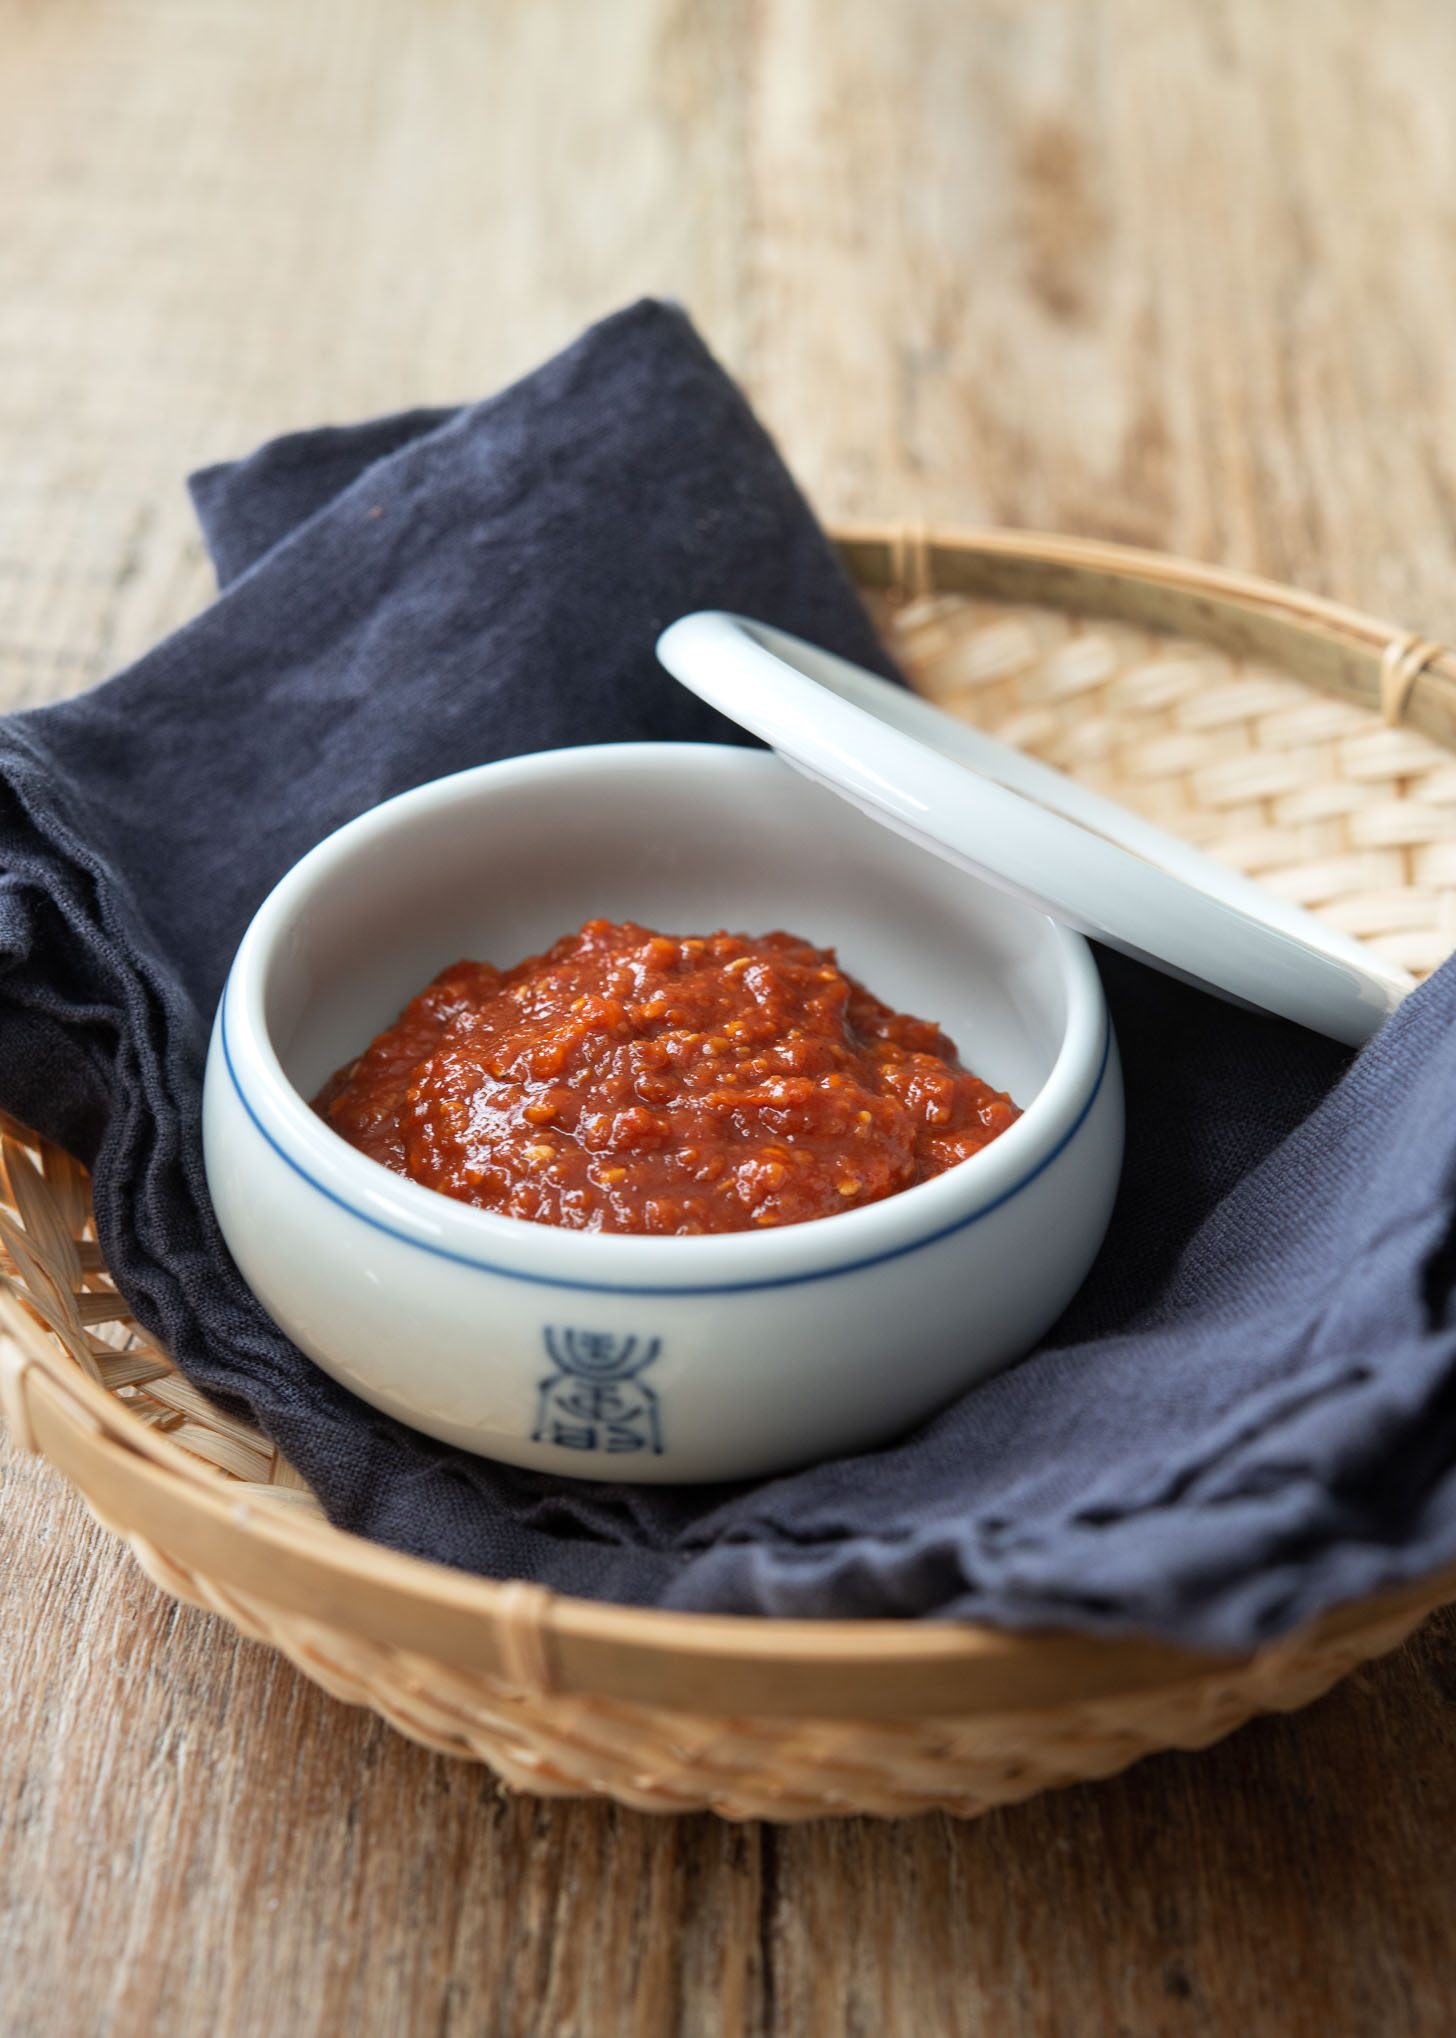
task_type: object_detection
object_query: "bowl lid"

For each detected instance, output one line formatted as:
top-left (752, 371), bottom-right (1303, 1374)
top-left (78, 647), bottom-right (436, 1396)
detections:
top-left (656, 610), bottom-right (1411, 1046)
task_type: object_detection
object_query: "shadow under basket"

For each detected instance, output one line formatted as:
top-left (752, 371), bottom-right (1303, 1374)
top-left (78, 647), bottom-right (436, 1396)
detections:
top-left (6, 526), bottom-right (1456, 1824)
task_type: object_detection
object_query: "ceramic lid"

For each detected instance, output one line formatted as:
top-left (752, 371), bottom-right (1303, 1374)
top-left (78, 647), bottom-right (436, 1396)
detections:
top-left (656, 610), bottom-right (1411, 1046)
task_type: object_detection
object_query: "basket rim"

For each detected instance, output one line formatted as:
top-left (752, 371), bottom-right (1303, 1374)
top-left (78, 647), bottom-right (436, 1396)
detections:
top-left (8, 521), bottom-right (1456, 1721)
top-left (837, 521), bottom-right (1456, 757)
top-left (834, 520), bottom-right (1456, 697)
top-left (15, 1311), bottom-right (1456, 1719)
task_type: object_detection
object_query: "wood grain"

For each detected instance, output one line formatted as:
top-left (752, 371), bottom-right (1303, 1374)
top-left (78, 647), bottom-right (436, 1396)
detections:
top-left (747, 0), bottom-right (1456, 640)
top-left (5, 0), bottom-right (1456, 2030)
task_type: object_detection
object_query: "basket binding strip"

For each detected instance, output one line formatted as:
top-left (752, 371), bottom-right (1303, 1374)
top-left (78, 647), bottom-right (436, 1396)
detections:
top-left (3, 526), bottom-right (1455, 1823)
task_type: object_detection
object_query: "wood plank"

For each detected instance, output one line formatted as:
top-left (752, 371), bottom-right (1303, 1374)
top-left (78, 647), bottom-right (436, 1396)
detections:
top-left (0, 0), bottom-right (755, 703)
top-left (748, 0), bottom-right (1456, 646)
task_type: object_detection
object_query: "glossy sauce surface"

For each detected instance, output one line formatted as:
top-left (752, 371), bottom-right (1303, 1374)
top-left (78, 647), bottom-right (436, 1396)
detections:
top-left (315, 920), bottom-right (1020, 1234)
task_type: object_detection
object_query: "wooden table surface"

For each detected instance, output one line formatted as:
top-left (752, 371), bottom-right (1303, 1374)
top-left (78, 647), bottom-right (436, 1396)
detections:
top-left (6, 2), bottom-right (1456, 2031)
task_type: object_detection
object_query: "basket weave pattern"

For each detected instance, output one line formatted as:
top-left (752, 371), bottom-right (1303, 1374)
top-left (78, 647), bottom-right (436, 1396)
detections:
top-left (876, 592), bottom-right (1456, 977)
top-left (0, 1125), bottom-right (1434, 1820)
top-left (4, 531), bottom-right (1456, 1821)
top-left (57, 1530), bottom-right (1430, 1822)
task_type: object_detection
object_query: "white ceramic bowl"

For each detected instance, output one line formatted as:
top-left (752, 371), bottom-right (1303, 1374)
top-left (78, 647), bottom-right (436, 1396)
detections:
top-left (202, 743), bottom-right (1123, 1483)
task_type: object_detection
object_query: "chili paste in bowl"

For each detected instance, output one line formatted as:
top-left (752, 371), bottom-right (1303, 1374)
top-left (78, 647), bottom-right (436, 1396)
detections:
top-left (204, 743), bottom-right (1120, 1482)
top-left (314, 920), bottom-right (1020, 1236)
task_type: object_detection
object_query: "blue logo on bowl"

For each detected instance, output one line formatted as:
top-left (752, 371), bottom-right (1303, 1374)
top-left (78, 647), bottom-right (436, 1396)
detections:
top-left (533, 1328), bottom-right (663, 1456)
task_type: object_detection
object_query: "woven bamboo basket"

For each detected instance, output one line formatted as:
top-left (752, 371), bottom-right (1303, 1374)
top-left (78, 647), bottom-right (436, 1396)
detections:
top-left (5, 526), bottom-right (1456, 1824)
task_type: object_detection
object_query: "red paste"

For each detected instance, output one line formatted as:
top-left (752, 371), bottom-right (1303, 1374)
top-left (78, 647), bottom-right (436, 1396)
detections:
top-left (314, 920), bottom-right (1020, 1235)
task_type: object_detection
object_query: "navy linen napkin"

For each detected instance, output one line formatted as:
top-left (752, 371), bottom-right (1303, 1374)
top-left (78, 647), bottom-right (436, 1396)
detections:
top-left (4, 298), bottom-right (1456, 1655)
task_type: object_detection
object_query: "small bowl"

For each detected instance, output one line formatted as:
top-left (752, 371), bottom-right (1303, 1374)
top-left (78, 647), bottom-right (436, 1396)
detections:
top-left (202, 743), bottom-right (1123, 1483)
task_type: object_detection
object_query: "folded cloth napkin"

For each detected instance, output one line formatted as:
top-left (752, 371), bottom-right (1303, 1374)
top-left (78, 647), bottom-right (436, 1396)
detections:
top-left (5, 297), bottom-right (1456, 1655)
